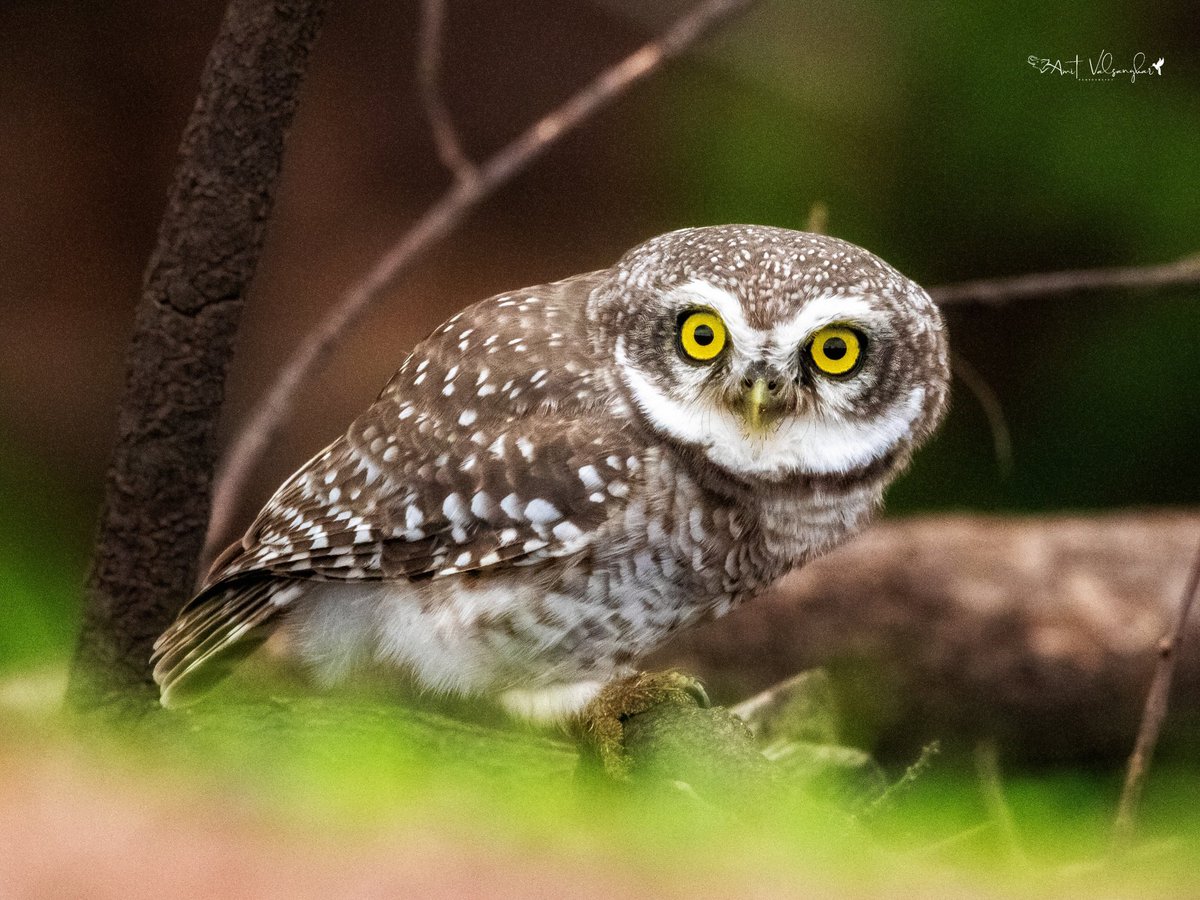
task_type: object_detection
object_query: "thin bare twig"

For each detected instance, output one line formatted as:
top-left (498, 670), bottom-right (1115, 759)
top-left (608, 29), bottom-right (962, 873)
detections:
top-left (974, 741), bottom-right (1028, 870)
top-left (929, 254), bottom-right (1200, 306)
top-left (416, 0), bottom-right (477, 184)
top-left (803, 200), bottom-right (828, 235)
top-left (1112, 538), bottom-right (1200, 851)
top-left (856, 740), bottom-right (940, 822)
top-left (950, 351), bottom-right (1013, 476)
top-left (202, 0), bottom-right (759, 563)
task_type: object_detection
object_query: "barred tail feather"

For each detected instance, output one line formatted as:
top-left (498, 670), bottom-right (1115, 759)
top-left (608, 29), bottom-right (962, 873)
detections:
top-left (152, 578), bottom-right (293, 708)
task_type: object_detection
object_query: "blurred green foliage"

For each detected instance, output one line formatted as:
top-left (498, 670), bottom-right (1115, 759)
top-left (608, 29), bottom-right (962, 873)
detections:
top-left (0, 436), bottom-right (86, 674)
top-left (3, 696), bottom-right (1199, 895)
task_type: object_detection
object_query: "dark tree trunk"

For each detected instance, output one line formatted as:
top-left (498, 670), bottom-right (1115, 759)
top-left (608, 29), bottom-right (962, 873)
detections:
top-left (66, 0), bottom-right (330, 710)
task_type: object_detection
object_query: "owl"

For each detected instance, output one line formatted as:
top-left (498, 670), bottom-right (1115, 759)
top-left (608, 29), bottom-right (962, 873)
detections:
top-left (153, 225), bottom-right (949, 724)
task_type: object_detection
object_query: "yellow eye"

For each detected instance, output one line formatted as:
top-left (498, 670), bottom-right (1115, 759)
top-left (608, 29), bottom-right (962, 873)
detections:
top-left (677, 310), bottom-right (727, 362)
top-left (808, 325), bottom-right (863, 376)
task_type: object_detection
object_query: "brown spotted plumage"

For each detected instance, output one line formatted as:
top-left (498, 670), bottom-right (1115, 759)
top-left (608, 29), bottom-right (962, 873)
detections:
top-left (153, 225), bottom-right (949, 718)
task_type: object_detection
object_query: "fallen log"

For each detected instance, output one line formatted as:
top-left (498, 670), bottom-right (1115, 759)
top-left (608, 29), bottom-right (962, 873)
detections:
top-left (653, 509), bottom-right (1200, 762)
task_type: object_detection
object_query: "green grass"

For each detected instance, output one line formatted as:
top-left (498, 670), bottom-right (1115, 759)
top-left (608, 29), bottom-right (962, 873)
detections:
top-left (3, 675), bottom-right (1198, 898)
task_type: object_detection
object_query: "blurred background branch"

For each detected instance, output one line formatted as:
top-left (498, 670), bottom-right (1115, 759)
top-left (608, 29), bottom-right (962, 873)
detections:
top-left (202, 0), bottom-right (760, 568)
top-left (949, 352), bottom-right (1014, 476)
top-left (929, 253), bottom-right (1200, 306)
top-left (416, 0), bottom-right (478, 185)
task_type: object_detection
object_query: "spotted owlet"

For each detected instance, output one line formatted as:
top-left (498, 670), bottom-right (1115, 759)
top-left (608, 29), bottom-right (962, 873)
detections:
top-left (154, 225), bottom-right (949, 723)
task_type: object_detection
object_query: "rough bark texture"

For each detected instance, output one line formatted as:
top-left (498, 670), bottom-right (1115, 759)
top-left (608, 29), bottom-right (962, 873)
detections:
top-left (654, 509), bottom-right (1200, 761)
top-left (67, 0), bottom-right (329, 709)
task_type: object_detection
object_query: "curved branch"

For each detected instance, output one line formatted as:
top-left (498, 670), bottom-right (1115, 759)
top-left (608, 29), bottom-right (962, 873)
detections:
top-left (203, 0), bottom-right (760, 561)
top-left (950, 351), bottom-right (1013, 475)
top-left (416, 0), bottom-right (477, 184)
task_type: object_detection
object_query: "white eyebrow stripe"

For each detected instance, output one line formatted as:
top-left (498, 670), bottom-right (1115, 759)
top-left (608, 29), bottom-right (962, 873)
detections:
top-left (670, 280), bottom-right (763, 358)
top-left (770, 293), bottom-right (879, 347)
top-left (765, 293), bottom-right (890, 368)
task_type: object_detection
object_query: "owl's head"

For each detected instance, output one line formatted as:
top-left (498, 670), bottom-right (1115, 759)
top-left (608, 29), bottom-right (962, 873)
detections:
top-left (589, 225), bottom-right (949, 481)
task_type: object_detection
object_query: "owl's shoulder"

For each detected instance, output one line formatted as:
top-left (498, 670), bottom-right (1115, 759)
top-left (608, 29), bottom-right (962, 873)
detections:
top-left (378, 270), bottom-right (612, 415)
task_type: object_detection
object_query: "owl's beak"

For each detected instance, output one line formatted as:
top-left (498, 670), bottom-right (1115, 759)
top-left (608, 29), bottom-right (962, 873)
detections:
top-left (736, 375), bottom-right (787, 435)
